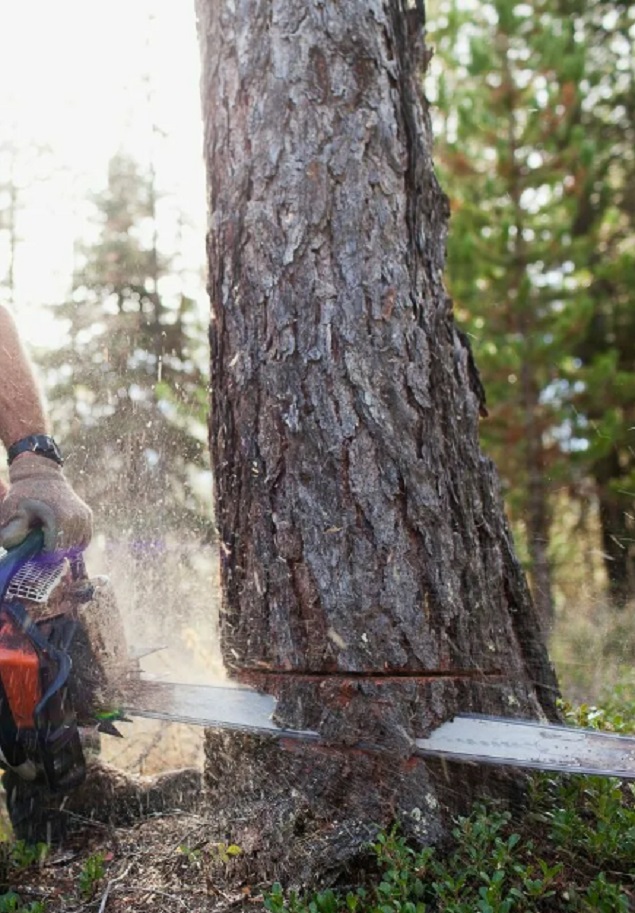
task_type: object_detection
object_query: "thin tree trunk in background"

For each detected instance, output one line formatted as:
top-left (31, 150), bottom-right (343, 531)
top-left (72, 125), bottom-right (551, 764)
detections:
top-left (197, 0), bottom-right (559, 884)
top-left (0, 152), bottom-right (18, 307)
top-left (506, 69), bottom-right (555, 629)
top-left (526, 465), bottom-right (556, 625)
top-left (595, 452), bottom-right (634, 607)
top-left (520, 361), bottom-right (555, 627)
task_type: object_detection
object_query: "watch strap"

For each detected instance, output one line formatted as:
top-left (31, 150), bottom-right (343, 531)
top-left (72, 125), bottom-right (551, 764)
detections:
top-left (7, 434), bottom-right (64, 467)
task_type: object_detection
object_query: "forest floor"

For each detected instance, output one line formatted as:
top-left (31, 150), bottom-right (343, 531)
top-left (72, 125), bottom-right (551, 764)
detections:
top-left (3, 718), bottom-right (257, 913)
top-left (7, 805), bottom-right (259, 913)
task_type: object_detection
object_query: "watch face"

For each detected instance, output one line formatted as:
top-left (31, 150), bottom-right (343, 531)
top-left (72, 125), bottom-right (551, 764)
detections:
top-left (35, 438), bottom-right (63, 464)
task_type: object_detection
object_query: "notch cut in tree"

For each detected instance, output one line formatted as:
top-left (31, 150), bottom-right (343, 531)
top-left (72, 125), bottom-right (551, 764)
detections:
top-left (196, 0), bottom-right (559, 885)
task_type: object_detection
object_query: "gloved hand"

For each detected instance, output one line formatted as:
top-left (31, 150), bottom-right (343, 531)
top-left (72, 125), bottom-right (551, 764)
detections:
top-left (0, 454), bottom-right (92, 552)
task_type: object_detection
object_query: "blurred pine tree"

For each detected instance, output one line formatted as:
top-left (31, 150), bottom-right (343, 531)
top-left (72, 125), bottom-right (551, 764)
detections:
top-left (42, 153), bottom-right (212, 548)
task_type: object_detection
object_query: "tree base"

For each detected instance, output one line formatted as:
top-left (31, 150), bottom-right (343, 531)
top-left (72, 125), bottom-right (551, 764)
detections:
top-left (203, 730), bottom-right (526, 889)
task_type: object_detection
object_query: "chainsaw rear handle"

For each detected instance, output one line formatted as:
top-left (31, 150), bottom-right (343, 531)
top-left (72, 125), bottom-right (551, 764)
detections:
top-left (0, 529), bottom-right (45, 600)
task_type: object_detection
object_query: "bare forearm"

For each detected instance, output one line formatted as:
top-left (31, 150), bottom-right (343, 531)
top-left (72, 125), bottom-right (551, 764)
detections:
top-left (0, 304), bottom-right (49, 450)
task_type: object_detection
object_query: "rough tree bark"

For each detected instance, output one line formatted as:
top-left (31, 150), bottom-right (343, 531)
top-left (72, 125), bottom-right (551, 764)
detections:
top-left (196, 0), bottom-right (559, 886)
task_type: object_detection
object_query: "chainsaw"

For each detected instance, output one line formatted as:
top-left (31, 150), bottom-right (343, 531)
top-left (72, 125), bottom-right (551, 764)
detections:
top-left (0, 530), bottom-right (132, 792)
top-left (2, 530), bottom-right (635, 794)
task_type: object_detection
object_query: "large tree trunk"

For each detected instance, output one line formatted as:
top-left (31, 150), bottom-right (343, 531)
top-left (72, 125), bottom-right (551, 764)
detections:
top-left (197, 0), bottom-right (559, 885)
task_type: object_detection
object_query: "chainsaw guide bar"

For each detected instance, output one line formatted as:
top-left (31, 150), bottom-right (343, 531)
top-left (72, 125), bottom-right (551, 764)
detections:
top-left (128, 679), bottom-right (320, 742)
top-left (127, 678), bottom-right (635, 780)
top-left (414, 714), bottom-right (635, 778)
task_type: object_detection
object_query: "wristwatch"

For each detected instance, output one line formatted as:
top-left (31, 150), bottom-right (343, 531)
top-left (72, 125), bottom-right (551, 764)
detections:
top-left (7, 434), bottom-right (64, 467)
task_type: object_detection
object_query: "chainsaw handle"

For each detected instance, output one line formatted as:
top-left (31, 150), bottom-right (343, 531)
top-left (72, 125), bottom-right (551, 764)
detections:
top-left (0, 528), bottom-right (45, 601)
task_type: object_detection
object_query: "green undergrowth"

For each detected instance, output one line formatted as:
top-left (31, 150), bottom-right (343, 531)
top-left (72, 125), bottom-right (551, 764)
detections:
top-left (0, 843), bottom-right (107, 912)
top-left (0, 896), bottom-right (44, 913)
top-left (266, 692), bottom-right (635, 913)
top-left (0, 841), bottom-right (47, 913)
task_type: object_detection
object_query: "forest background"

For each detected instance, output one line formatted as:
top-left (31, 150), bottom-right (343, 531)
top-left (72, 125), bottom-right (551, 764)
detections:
top-left (1, 0), bottom-right (633, 718)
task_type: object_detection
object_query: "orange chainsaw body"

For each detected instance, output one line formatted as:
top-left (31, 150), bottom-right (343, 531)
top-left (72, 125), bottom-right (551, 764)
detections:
top-left (0, 611), bottom-right (41, 729)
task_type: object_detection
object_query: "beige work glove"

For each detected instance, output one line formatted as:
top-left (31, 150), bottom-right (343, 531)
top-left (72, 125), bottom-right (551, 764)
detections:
top-left (0, 454), bottom-right (93, 552)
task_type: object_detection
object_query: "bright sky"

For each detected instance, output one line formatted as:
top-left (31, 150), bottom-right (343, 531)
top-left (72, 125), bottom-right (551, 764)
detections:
top-left (0, 1), bottom-right (207, 346)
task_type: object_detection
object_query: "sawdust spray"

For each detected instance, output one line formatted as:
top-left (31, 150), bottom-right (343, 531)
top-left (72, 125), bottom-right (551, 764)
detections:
top-left (85, 530), bottom-right (224, 775)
